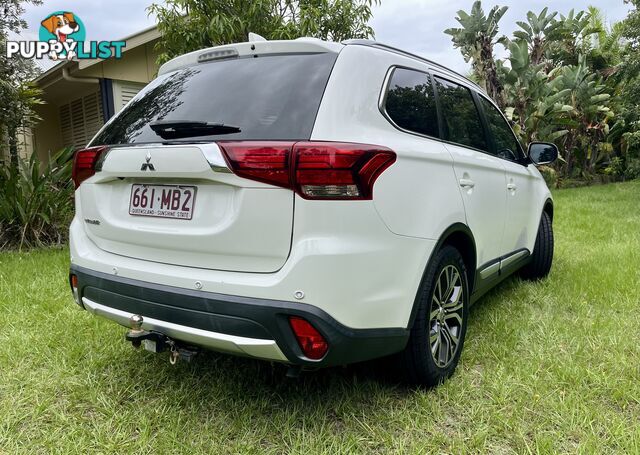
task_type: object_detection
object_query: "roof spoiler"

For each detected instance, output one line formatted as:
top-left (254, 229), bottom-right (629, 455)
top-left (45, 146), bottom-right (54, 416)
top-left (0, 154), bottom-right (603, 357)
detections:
top-left (158, 37), bottom-right (343, 75)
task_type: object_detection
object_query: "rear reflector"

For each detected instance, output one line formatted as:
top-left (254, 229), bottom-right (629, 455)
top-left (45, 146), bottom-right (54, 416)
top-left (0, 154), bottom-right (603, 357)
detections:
top-left (72, 146), bottom-right (109, 189)
top-left (219, 141), bottom-right (395, 200)
top-left (69, 274), bottom-right (80, 306)
top-left (289, 316), bottom-right (328, 360)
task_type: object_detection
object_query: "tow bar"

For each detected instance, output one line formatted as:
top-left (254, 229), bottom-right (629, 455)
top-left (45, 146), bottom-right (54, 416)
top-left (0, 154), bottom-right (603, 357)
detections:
top-left (125, 314), bottom-right (198, 364)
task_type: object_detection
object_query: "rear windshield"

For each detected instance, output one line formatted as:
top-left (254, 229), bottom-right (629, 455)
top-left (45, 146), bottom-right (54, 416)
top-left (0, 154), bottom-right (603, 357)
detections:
top-left (91, 52), bottom-right (338, 146)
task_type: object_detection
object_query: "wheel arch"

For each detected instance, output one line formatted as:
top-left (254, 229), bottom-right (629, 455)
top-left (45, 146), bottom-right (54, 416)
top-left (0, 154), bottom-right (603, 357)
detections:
top-left (543, 198), bottom-right (554, 222)
top-left (407, 223), bottom-right (477, 329)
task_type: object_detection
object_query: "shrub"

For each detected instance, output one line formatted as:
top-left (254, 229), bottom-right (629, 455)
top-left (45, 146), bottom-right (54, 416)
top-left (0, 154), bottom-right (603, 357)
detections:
top-left (0, 148), bottom-right (75, 250)
top-left (538, 165), bottom-right (558, 188)
top-left (624, 158), bottom-right (640, 180)
top-left (603, 157), bottom-right (625, 178)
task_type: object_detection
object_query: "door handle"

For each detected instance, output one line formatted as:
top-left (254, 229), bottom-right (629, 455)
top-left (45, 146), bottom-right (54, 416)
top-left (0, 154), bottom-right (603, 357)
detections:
top-left (507, 183), bottom-right (517, 191)
top-left (459, 179), bottom-right (475, 189)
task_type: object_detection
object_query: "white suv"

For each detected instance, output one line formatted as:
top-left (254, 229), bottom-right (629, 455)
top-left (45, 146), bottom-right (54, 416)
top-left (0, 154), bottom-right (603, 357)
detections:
top-left (68, 38), bottom-right (558, 385)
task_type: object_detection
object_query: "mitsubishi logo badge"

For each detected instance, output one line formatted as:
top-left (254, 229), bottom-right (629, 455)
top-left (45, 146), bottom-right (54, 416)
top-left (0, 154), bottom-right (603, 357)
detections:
top-left (141, 151), bottom-right (156, 171)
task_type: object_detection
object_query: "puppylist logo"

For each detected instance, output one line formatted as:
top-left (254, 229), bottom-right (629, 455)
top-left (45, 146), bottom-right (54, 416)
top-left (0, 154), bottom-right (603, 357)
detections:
top-left (5, 11), bottom-right (126, 61)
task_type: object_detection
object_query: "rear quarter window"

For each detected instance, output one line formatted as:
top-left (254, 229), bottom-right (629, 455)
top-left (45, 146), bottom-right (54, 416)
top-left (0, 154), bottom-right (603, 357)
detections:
top-left (91, 53), bottom-right (338, 146)
top-left (383, 67), bottom-right (439, 138)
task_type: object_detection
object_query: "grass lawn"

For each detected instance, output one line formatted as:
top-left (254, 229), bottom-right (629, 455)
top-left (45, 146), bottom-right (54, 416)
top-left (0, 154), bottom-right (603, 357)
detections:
top-left (1, 181), bottom-right (639, 454)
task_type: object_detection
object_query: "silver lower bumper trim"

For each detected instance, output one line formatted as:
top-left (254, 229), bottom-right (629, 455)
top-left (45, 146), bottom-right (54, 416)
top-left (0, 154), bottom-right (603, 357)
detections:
top-left (81, 297), bottom-right (288, 362)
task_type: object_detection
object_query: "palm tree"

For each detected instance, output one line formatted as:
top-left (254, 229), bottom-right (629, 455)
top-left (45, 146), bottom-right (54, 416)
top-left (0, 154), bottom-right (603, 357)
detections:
top-left (556, 56), bottom-right (613, 176)
top-left (444, 1), bottom-right (508, 105)
top-left (499, 39), bottom-right (570, 145)
top-left (547, 9), bottom-right (601, 66)
top-left (512, 7), bottom-right (558, 66)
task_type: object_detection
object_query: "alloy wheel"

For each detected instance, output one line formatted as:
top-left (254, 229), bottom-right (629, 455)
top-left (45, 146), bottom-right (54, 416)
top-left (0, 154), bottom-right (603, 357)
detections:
top-left (429, 265), bottom-right (464, 368)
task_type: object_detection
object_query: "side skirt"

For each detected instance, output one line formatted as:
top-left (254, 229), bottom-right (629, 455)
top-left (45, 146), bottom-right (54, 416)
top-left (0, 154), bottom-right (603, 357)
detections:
top-left (471, 249), bottom-right (531, 304)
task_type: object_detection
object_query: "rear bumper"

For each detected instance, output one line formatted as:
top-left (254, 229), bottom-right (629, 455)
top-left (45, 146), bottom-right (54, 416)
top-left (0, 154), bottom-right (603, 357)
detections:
top-left (71, 265), bottom-right (409, 367)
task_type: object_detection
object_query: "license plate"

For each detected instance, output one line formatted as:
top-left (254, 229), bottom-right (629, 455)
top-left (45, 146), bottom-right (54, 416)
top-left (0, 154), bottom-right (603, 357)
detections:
top-left (129, 184), bottom-right (197, 220)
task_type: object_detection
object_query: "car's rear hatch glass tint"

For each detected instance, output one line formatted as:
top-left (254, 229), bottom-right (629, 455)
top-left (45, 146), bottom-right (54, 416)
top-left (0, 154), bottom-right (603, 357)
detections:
top-left (91, 52), bottom-right (338, 146)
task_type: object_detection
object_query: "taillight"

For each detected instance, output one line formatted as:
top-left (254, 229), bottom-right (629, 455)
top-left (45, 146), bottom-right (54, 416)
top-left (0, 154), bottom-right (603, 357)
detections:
top-left (217, 142), bottom-right (293, 188)
top-left (294, 142), bottom-right (396, 199)
top-left (72, 146), bottom-right (109, 189)
top-left (218, 141), bottom-right (396, 200)
top-left (289, 316), bottom-right (328, 360)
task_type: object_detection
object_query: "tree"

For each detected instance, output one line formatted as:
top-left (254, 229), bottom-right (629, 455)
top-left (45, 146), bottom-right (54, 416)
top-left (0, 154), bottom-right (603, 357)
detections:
top-left (148, 0), bottom-right (379, 65)
top-left (444, 1), bottom-right (508, 106)
top-left (617, 0), bottom-right (640, 173)
top-left (546, 9), bottom-right (600, 67)
top-left (0, 0), bottom-right (43, 167)
top-left (512, 7), bottom-right (558, 66)
top-left (499, 40), bottom-right (571, 146)
top-left (0, 0), bottom-right (36, 32)
top-left (622, 0), bottom-right (640, 66)
top-left (446, 2), bottom-right (633, 184)
top-left (554, 56), bottom-right (613, 177)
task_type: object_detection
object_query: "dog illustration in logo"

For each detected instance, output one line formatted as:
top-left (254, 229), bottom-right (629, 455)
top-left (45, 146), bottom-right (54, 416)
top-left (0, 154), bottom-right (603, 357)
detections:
top-left (40, 12), bottom-right (79, 60)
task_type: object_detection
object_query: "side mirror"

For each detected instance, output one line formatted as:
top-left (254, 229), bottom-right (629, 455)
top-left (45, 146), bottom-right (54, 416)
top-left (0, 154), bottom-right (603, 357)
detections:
top-left (528, 142), bottom-right (558, 166)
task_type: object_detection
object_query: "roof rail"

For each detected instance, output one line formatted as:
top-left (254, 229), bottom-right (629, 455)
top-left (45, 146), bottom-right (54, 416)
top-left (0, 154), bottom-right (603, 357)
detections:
top-left (342, 39), bottom-right (482, 91)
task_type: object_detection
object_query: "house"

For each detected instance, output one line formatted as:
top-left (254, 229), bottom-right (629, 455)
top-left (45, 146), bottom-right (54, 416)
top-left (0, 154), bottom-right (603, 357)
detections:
top-left (19, 25), bottom-right (161, 163)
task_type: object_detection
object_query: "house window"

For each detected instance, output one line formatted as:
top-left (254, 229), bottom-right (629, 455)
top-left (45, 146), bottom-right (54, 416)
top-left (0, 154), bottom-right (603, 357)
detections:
top-left (59, 90), bottom-right (104, 149)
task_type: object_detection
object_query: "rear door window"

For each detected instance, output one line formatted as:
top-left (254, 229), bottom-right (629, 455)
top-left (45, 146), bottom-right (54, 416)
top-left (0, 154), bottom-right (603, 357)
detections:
top-left (434, 77), bottom-right (488, 152)
top-left (478, 96), bottom-right (524, 161)
top-left (91, 53), bottom-right (338, 146)
top-left (384, 67), bottom-right (439, 138)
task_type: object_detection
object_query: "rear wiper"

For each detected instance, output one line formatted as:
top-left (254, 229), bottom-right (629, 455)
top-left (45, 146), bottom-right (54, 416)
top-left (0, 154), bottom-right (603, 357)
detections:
top-left (149, 120), bottom-right (241, 139)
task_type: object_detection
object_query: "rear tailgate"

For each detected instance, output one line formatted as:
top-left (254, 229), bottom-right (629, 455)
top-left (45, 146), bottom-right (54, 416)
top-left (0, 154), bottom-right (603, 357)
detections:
top-left (79, 144), bottom-right (293, 272)
top-left (78, 46), bottom-right (341, 273)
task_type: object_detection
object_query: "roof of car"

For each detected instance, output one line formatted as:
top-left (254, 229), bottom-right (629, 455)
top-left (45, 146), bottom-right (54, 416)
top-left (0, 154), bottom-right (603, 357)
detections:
top-left (342, 39), bottom-right (482, 91)
top-left (158, 36), bottom-right (482, 93)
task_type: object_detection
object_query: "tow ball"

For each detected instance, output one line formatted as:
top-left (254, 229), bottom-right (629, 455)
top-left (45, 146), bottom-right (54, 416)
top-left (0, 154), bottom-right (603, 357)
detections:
top-left (125, 314), bottom-right (198, 365)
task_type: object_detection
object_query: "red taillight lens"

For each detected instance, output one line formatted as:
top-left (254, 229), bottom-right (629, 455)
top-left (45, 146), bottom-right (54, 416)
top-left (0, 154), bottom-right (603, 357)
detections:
top-left (218, 141), bottom-right (396, 200)
top-left (294, 142), bottom-right (396, 199)
top-left (218, 142), bottom-right (294, 188)
top-left (72, 146), bottom-right (109, 189)
top-left (289, 316), bottom-right (328, 360)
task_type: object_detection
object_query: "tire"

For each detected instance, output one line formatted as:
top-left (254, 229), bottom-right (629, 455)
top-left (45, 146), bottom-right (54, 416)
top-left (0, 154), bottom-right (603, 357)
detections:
top-left (519, 211), bottom-right (554, 281)
top-left (398, 245), bottom-right (469, 386)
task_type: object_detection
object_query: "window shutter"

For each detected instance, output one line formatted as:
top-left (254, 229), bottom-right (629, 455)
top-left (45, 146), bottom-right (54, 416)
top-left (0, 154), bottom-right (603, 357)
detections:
top-left (119, 82), bottom-right (146, 108)
top-left (60, 103), bottom-right (73, 147)
top-left (59, 89), bottom-right (104, 149)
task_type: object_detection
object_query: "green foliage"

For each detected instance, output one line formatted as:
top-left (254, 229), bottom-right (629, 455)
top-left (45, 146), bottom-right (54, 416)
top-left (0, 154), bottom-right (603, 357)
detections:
top-left (500, 40), bottom-right (571, 145)
top-left (622, 0), bottom-right (640, 70)
top-left (148, 0), bottom-right (379, 65)
top-left (512, 7), bottom-right (558, 66)
top-left (554, 56), bottom-right (614, 175)
top-left (444, 1), bottom-right (507, 103)
top-left (448, 2), bottom-right (639, 184)
top-left (603, 156), bottom-right (624, 177)
top-left (624, 158), bottom-right (640, 180)
top-left (0, 148), bottom-right (75, 250)
top-left (0, 0), bottom-right (43, 165)
top-left (537, 164), bottom-right (558, 187)
top-left (0, 0), bottom-right (40, 33)
top-left (616, 1), bottom-right (640, 162)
